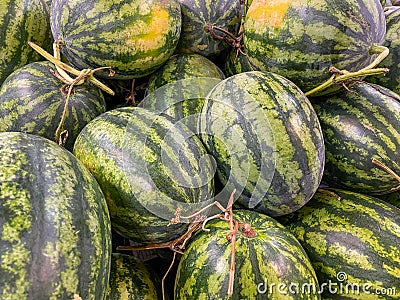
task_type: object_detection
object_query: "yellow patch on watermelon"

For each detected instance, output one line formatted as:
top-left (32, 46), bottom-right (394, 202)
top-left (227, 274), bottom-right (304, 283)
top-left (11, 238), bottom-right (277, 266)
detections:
top-left (124, 6), bottom-right (170, 52)
top-left (246, 0), bottom-right (291, 28)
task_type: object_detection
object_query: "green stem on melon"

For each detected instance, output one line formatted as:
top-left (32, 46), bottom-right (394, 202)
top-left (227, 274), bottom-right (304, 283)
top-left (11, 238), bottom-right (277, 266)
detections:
top-left (305, 67), bottom-right (389, 97)
top-left (53, 42), bottom-right (82, 85)
top-left (305, 45), bottom-right (389, 97)
top-left (363, 44), bottom-right (390, 70)
top-left (28, 41), bottom-right (115, 95)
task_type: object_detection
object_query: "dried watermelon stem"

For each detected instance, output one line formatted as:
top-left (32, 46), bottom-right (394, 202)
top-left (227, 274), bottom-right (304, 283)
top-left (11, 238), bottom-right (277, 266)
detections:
top-left (372, 158), bottom-right (400, 191)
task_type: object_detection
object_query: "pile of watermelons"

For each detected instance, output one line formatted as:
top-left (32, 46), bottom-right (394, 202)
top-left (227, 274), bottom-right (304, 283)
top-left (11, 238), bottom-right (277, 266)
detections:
top-left (0, 0), bottom-right (399, 299)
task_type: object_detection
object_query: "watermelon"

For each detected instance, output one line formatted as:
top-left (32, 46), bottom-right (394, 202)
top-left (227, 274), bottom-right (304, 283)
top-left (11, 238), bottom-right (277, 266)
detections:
top-left (312, 81), bottom-right (400, 195)
top-left (50, 0), bottom-right (182, 79)
top-left (283, 188), bottom-right (400, 299)
top-left (176, 0), bottom-right (242, 58)
top-left (199, 71), bottom-right (325, 216)
top-left (0, 132), bottom-right (112, 299)
top-left (0, 0), bottom-right (53, 85)
top-left (147, 53), bottom-right (226, 92)
top-left (142, 53), bottom-right (225, 133)
top-left (0, 61), bottom-right (107, 151)
top-left (367, 6), bottom-right (400, 95)
top-left (73, 106), bottom-right (215, 244)
top-left (174, 209), bottom-right (320, 299)
top-left (106, 253), bottom-right (158, 300)
top-left (243, 0), bottom-right (386, 93)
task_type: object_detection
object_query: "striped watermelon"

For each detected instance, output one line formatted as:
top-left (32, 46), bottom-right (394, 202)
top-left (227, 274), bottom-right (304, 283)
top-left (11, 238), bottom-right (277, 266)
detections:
top-left (147, 53), bottom-right (226, 92)
top-left (0, 0), bottom-right (53, 85)
top-left (0, 132), bottom-right (112, 299)
top-left (312, 81), bottom-right (400, 195)
top-left (243, 0), bottom-right (386, 93)
top-left (0, 61), bottom-right (107, 151)
top-left (174, 209), bottom-right (320, 299)
top-left (199, 71), bottom-right (325, 216)
top-left (367, 6), bottom-right (400, 95)
top-left (51, 0), bottom-right (182, 79)
top-left (176, 0), bottom-right (242, 58)
top-left (283, 188), bottom-right (400, 299)
top-left (142, 53), bottom-right (225, 133)
top-left (73, 106), bottom-right (215, 244)
top-left (106, 253), bottom-right (158, 300)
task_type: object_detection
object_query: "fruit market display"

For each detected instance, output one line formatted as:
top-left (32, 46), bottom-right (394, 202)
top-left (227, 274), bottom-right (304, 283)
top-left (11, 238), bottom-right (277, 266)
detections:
top-left (0, 0), bottom-right (399, 299)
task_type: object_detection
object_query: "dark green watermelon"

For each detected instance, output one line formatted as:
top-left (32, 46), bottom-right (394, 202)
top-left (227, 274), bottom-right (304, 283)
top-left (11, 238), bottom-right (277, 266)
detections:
top-left (147, 53), bottom-right (225, 92)
top-left (283, 188), bottom-right (400, 299)
top-left (142, 53), bottom-right (225, 133)
top-left (243, 0), bottom-right (386, 93)
top-left (199, 71), bottom-right (325, 216)
top-left (312, 81), bottom-right (400, 195)
top-left (73, 106), bottom-right (215, 244)
top-left (51, 0), bottom-right (182, 79)
top-left (0, 61), bottom-right (106, 151)
top-left (176, 0), bottom-right (242, 57)
top-left (0, 132), bottom-right (112, 299)
top-left (175, 209), bottom-right (320, 299)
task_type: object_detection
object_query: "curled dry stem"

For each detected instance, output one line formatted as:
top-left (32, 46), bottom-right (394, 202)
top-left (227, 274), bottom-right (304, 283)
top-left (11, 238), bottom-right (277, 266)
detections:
top-left (118, 189), bottom-right (257, 299)
top-left (205, 24), bottom-right (245, 62)
top-left (372, 158), bottom-right (400, 191)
